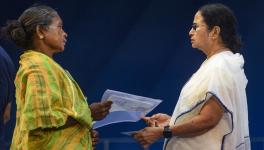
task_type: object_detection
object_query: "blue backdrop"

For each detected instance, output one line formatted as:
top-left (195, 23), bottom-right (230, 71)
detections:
top-left (1, 0), bottom-right (264, 149)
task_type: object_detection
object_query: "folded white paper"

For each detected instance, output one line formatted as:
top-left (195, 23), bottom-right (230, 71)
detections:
top-left (121, 130), bottom-right (139, 136)
top-left (93, 89), bottom-right (162, 129)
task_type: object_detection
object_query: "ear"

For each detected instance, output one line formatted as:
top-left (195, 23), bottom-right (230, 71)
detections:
top-left (209, 26), bottom-right (221, 40)
top-left (36, 25), bottom-right (46, 40)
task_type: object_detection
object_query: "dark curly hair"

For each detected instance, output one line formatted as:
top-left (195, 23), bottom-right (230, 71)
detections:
top-left (1, 5), bottom-right (58, 50)
top-left (199, 3), bottom-right (242, 53)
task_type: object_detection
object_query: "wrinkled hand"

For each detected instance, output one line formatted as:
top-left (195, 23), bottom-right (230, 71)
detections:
top-left (90, 101), bottom-right (113, 121)
top-left (142, 117), bottom-right (158, 127)
top-left (143, 113), bottom-right (171, 127)
top-left (91, 130), bottom-right (99, 150)
top-left (133, 127), bottom-right (163, 149)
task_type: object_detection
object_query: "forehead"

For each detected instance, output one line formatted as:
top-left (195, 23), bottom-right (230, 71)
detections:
top-left (50, 16), bottom-right (62, 24)
top-left (193, 11), bottom-right (204, 24)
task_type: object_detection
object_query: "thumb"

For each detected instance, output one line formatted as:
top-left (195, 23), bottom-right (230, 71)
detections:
top-left (142, 117), bottom-right (150, 122)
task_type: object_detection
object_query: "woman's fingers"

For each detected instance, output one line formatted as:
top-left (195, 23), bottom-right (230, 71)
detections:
top-left (142, 117), bottom-right (157, 127)
top-left (91, 130), bottom-right (99, 149)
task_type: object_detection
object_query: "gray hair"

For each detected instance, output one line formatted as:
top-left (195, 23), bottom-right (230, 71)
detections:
top-left (1, 5), bottom-right (58, 50)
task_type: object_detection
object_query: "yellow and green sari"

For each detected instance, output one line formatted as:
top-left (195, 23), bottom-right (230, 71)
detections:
top-left (11, 50), bottom-right (93, 150)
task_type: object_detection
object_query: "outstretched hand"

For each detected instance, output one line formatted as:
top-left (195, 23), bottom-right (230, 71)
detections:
top-left (133, 127), bottom-right (163, 149)
top-left (142, 117), bottom-right (158, 127)
top-left (90, 101), bottom-right (113, 121)
top-left (143, 113), bottom-right (171, 127)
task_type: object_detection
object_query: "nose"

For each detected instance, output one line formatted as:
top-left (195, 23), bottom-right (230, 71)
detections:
top-left (189, 28), bottom-right (194, 37)
top-left (63, 29), bottom-right (68, 38)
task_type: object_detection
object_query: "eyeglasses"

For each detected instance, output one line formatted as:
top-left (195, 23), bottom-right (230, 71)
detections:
top-left (191, 24), bottom-right (206, 31)
top-left (40, 23), bottom-right (64, 31)
top-left (48, 25), bottom-right (63, 31)
top-left (191, 24), bottom-right (199, 31)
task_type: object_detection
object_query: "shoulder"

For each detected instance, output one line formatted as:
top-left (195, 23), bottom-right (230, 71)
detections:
top-left (0, 47), bottom-right (15, 73)
top-left (209, 51), bottom-right (244, 72)
top-left (204, 52), bottom-right (246, 85)
top-left (20, 51), bottom-right (52, 69)
top-left (17, 53), bottom-right (54, 79)
top-left (0, 47), bottom-right (9, 64)
top-left (205, 56), bottom-right (226, 75)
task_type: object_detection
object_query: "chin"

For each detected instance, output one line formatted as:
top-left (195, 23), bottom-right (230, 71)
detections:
top-left (55, 48), bottom-right (64, 53)
top-left (191, 44), bottom-right (196, 48)
top-left (60, 46), bottom-right (65, 51)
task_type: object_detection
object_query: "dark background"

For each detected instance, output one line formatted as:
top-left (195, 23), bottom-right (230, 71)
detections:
top-left (1, 0), bottom-right (264, 149)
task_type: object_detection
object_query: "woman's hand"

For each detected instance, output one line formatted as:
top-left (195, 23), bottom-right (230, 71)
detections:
top-left (143, 113), bottom-right (171, 127)
top-left (91, 130), bottom-right (99, 150)
top-left (133, 127), bottom-right (163, 149)
top-left (89, 101), bottom-right (113, 121)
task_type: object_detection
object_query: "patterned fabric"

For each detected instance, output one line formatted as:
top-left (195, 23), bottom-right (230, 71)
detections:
top-left (11, 50), bottom-right (93, 150)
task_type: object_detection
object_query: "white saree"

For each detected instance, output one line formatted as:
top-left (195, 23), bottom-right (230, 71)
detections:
top-left (164, 51), bottom-right (250, 150)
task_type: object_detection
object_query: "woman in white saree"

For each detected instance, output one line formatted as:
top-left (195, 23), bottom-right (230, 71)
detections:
top-left (133, 3), bottom-right (250, 150)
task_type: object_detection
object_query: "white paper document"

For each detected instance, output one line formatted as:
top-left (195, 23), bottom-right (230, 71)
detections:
top-left (121, 130), bottom-right (139, 136)
top-left (93, 89), bottom-right (162, 129)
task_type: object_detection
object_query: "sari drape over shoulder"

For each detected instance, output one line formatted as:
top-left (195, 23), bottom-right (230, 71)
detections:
top-left (164, 51), bottom-right (250, 150)
top-left (11, 50), bottom-right (93, 150)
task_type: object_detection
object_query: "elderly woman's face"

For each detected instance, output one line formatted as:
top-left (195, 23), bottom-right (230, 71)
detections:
top-left (42, 16), bottom-right (68, 53)
top-left (189, 11), bottom-right (211, 51)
